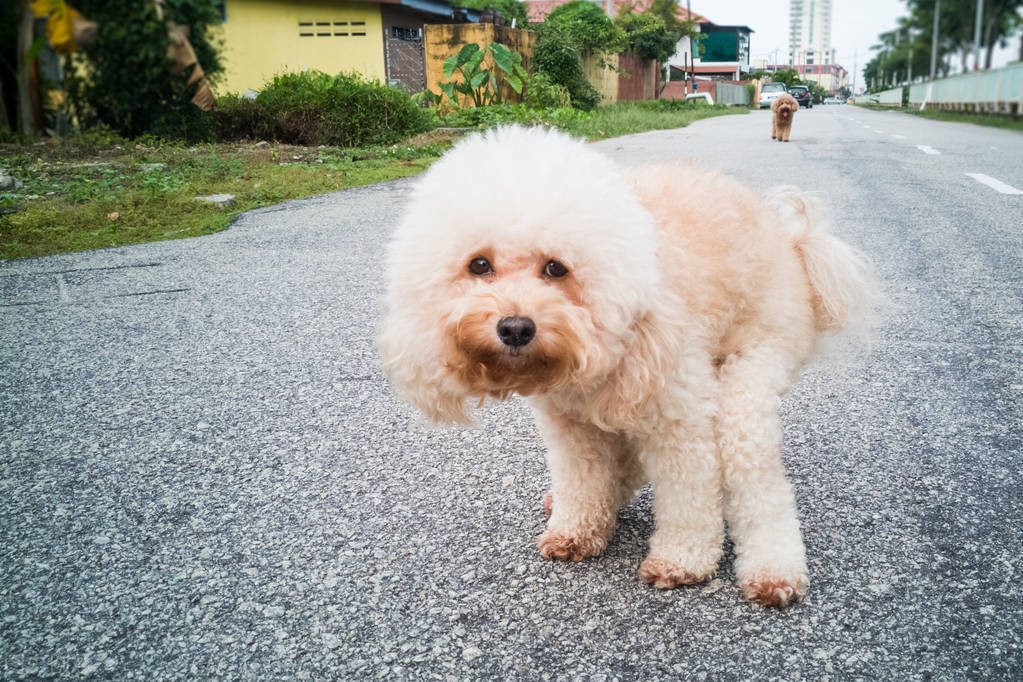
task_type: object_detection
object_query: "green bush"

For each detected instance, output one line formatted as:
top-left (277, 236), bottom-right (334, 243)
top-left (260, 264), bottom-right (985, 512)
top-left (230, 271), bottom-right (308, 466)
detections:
top-left (214, 95), bottom-right (272, 141)
top-left (545, 1), bottom-right (626, 54)
top-left (67, 0), bottom-right (223, 142)
top-left (531, 25), bottom-right (601, 111)
top-left (524, 73), bottom-right (571, 109)
top-left (216, 71), bottom-right (431, 146)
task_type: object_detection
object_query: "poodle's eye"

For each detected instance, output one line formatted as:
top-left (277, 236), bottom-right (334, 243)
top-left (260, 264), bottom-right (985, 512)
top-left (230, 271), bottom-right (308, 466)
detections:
top-left (543, 260), bottom-right (568, 278)
top-left (468, 257), bottom-right (493, 276)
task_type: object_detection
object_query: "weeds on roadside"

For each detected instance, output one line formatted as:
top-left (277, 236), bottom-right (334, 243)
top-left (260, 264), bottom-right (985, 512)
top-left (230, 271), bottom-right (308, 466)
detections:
top-left (0, 139), bottom-right (447, 260)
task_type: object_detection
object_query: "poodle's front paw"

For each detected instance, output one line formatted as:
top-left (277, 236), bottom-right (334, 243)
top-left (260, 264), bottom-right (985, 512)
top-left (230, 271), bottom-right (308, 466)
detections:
top-left (536, 529), bottom-right (606, 562)
top-left (638, 556), bottom-right (715, 589)
top-left (740, 573), bottom-right (808, 608)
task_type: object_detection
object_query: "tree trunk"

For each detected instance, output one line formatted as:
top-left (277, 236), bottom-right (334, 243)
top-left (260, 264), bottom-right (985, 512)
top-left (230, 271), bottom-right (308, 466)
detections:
top-left (16, 0), bottom-right (34, 133)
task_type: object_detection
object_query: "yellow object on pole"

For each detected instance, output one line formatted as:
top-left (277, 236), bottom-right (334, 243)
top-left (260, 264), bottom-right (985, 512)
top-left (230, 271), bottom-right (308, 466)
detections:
top-left (30, 0), bottom-right (96, 54)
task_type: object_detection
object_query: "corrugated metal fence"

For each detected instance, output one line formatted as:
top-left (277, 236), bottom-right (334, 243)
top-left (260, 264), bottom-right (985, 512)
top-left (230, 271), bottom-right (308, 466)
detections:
top-left (877, 87), bottom-right (903, 106)
top-left (908, 63), bottom-right (1023, 114)
top-left (715, 82), bottom-right (749, 106)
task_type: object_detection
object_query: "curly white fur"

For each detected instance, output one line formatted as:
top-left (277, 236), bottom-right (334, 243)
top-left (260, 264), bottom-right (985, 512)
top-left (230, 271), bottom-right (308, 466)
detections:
top-left (378, 126), bottom-right (876, 607)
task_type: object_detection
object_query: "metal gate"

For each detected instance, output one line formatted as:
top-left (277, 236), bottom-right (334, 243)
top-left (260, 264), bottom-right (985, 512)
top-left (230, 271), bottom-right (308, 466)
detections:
top-left (384, 32), bottom-right (426, 94)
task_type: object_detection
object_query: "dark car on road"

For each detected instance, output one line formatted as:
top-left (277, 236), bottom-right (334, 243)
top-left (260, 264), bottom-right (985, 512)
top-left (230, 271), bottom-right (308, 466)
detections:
top-left (789, 85), bottom-right (813, 108)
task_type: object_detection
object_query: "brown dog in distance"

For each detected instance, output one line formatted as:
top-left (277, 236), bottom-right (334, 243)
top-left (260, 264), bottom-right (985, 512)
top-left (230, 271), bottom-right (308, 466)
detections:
top-left (771, 93), bottom-right (798, 142)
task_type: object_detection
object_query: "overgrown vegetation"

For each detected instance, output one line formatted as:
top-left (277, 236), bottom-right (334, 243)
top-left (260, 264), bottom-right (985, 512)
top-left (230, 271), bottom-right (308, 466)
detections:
top-left (530, 24), bottom-right (602, 110)
top-left (67, 0), bottom-right (224, 142)
top-left (215, 71), bottom-right (431, 146)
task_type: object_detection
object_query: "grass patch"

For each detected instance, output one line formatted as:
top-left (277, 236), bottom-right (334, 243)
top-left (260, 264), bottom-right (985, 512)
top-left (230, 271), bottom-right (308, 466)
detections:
top-left (568, 100), bottom-right (747, 139)
top-left (0, 133), bottom-right (456, 260)
top-left (436, 100), bottom-right (747, 140)
top-left (854, 103), bottom-right (1023, 131)
top-left (1, 102), bottom-right (745, 260)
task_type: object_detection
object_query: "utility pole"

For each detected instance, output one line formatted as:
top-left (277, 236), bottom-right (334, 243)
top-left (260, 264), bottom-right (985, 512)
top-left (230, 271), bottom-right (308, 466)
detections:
top-left (852, 48), bottom-right (857, 94)
top-left (687, 0), bottom-right (694, 91)
top-left (972, 0), bottom-right (984, 70)
top-left (929, 0), bottom-right (940, 80)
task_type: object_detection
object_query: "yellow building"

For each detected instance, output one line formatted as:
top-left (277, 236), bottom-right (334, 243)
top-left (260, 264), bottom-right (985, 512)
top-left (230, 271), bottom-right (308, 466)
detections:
top-left (216, 0), bottom-right (476, 94)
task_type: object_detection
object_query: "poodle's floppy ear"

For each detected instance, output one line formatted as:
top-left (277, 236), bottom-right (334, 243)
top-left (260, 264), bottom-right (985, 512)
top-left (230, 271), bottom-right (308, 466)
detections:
top-left (376, 310), bottom-right (473, 425)
top-left (580, 305), bottom-right (688, 432)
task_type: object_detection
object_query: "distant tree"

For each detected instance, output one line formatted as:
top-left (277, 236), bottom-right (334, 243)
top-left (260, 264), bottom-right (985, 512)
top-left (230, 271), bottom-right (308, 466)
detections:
top-left (867, 0), bottom-right (1023, 85)
top-left (614, 12), bottom-right (678, 63)
top-left (453, 0), bottom-right (529, 28)
top-left (769, 69), bottom-right (802, 88)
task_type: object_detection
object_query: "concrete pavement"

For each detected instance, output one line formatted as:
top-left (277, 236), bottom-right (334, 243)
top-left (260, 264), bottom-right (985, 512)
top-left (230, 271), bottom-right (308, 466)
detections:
top-left (2, 108), bottom-right (1021, 679)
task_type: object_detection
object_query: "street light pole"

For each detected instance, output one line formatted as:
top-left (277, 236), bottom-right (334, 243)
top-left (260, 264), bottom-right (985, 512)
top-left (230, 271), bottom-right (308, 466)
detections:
top-left (929, 0), bottom-right (940, 79)
top-left (973, 0), bottom-right (984, 70)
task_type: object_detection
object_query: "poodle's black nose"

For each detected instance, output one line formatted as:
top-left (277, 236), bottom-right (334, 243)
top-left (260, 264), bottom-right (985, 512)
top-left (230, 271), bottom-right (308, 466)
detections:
top-left (497, 316), bottom-right (536, 347)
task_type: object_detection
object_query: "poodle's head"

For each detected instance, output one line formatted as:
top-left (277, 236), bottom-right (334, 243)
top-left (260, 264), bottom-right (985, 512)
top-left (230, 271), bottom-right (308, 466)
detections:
top-left (773, 94), bottom-right (797, 119)
top-left (378, 126), bottom-right (661, 424)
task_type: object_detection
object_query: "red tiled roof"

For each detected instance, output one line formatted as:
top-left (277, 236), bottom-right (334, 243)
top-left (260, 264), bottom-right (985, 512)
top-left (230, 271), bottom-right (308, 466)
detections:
top-left (524, 0), bottom-right (709, 25)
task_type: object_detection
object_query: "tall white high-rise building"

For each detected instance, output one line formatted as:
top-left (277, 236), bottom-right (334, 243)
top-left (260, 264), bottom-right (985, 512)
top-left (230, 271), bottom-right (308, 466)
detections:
top-left (788, 0), bottom-right (835, 66)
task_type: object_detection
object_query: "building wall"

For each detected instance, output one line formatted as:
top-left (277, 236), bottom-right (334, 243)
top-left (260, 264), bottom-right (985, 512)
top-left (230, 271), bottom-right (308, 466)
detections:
top-left (424, 24), bottom-right (536, 103)
top-left (581, 52), bottom-right (620, 105)
top-left (217, 0), bottom-right (386, 94)
top-left (788, 0), bottom-right (832, 64)
top-left (617, 53), bottom-right (658, 101)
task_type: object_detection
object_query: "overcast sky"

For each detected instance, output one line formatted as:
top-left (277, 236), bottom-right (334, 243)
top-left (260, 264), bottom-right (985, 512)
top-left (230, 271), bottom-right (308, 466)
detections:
top-left (696, 0), bottom-right (1021, 91)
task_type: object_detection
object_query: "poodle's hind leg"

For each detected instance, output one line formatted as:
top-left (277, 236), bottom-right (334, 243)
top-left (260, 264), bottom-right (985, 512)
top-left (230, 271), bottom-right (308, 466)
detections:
top-left (717, 345), bottom-right (808, 607)
top-left (534, 408), bottom-right (627, 562)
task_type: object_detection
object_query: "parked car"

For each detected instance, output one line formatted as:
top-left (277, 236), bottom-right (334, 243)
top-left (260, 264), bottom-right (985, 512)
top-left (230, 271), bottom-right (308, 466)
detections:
top-left (789, 85), bottom-right (813, 108)
top-left (758, 82), bottom-right (787, 109)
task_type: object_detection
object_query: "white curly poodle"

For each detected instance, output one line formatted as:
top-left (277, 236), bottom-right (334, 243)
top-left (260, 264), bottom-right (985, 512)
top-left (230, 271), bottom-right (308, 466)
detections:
top-left (378, 126), bottom-right (875, 607)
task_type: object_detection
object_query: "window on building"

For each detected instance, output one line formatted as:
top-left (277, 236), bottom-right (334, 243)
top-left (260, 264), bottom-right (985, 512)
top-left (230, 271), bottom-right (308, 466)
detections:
top-left (391, 26), bottom-right (421, 42)
top-left (298, 20), bottom-right (366, 37)
top-left (806, 66), bottom-right (814, 73)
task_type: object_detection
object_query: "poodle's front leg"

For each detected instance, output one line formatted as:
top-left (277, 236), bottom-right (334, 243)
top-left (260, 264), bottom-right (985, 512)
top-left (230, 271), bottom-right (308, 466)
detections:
top-left (534, 408), bottom-right (623, 562)
top-left (637, 417), bottom-right (724, 587)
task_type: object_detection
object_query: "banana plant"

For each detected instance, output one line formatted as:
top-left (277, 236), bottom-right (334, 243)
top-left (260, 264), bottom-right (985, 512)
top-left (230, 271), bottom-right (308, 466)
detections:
top-left (438, 42), bottom-right (528, 107)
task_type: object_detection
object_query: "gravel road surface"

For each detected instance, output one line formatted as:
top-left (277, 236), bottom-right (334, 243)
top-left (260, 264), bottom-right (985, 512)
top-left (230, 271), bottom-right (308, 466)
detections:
top-left (2, 107), bottom-right (1021, 679)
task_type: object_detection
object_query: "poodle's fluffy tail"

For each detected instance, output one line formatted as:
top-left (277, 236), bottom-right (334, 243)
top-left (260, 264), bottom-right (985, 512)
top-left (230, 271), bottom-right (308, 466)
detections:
top-left (769, 188), bottom-right (879, 343)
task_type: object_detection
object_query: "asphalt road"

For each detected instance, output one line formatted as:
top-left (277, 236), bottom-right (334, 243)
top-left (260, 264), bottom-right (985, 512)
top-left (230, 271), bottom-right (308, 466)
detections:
top-left (2, 107), bottom-right (1021, 680)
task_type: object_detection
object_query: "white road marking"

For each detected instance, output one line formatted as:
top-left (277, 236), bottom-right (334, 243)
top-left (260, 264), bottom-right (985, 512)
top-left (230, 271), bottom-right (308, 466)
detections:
top-left (916, 145), bottom-right (940, 155)
top-left (893, 134), bottom-right (907, 139)
top-left (965, 173), bottom-right (1023, 195)
top-left (875, 129), bottom-right (885, 133)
